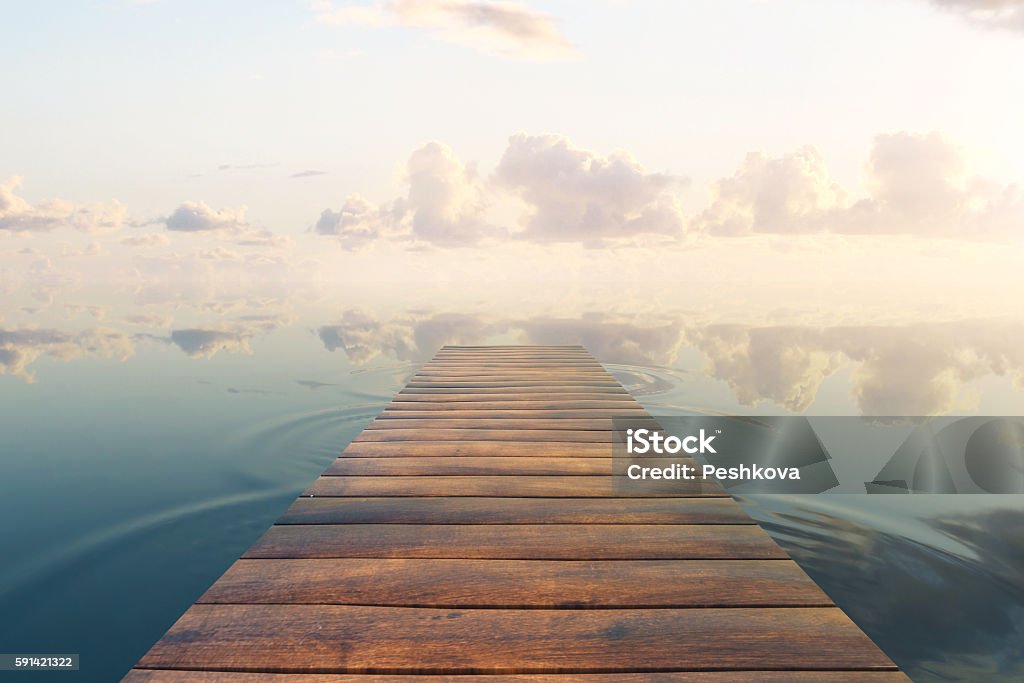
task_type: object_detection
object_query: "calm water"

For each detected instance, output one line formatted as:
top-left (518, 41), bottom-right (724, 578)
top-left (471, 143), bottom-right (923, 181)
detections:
top-left (1, 287), bottom-right (1023, 681)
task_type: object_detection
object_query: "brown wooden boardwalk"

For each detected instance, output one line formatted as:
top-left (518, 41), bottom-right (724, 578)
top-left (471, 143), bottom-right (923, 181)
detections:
top-left (126, 346), bottom-right (907, 681)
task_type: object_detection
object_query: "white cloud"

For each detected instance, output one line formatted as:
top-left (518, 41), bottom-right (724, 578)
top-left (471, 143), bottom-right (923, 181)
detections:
top-left (927, 0), bottom-right (1024, 30)
top-left (314, 194), bottom-right (402, 250)
top-left (0, 176), bottom-right (129, 233)
top-left (696, 132), bottom-right (1024, 239)
top-left (494, 133), bottom-right (686, 244)
top-left (404, 142), bottom-right (494, 245)
top-left (165, 201), bottom-right (248, 232)
top-left (693, 147), bottom-right (844, 236)
top-left (0, 327), bottom-right (135, 383)
top-left (312, 0), bottom-right (577, 61)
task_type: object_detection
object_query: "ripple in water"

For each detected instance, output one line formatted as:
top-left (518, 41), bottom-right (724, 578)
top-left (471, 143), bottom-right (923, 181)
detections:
top-left (740, 494), bottom-right (1024, 682)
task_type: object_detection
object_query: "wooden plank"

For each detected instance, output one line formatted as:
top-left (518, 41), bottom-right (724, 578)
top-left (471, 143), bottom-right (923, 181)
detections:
top-left (243, 524), bottom-right (781, 559)
top-left (406, 383), bottom-right (624, 389)
top-left (127, 672), bottom-right (911, 682)
top-left (415, 372), bottom-right (615, 378)
top-left (364, 418), bottom-right (652, 430)
top-left (399, 386), bottom-right (630, 395)
top-left (323, 457), bottom-right (690, 476)
top-left (130, 345), bottom-right (906, 680)
top-left (355, 429), bottom-right (622, 442)
top-left (198, 558), bottom-right (832, 608)
top-left (379, 409), bottom-right (649, 419)
top-left (135, 605), bottom-right (897, 673)
top-left (277, 497), bottom-right (754, 525)
top-left (304, 475), bottom-right (723, 497)
top-left (388, 398), bottom-right (642, 407)
top-left (393, 393), bottom-right (638, 403)
top-left (340, 441), bottom-right (614, 458)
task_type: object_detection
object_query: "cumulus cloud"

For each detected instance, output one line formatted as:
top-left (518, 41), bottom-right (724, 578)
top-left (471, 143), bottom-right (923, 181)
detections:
top-left (318, 309), bottom-right (504, 363)
top-left (315, 134), bottom-right (683, 247)
top-left (0, 176), bottom-right (129, 233)
top-left (696, 132), bottom-right (1024, 239)
top-left (927, 0), bottom-right (1024, 30)
top-left (165, 201), bottom-right (248, 232)
top-left (169, 328), bottom-right (252, 358)
top-left (0, 327), bottom-right (135, 382)
top-left (693, 147), bottom-right (844, 236)
top-left (494, 134), bottom-right (686, 244)
top-left (313, 141), bottom-right (495, 248)
top-left (314, 194), bottom-right (403, 250)
top-left (312, 0), bottom-right (576, 61)
top-left (404, 142), bottom-right (493, 245)
top-left (689, 321), bottom-right (1024, 415)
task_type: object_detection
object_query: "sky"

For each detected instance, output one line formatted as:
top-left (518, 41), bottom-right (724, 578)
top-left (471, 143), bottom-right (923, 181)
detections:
top-left (1, 0), bottom-right (1024, 289)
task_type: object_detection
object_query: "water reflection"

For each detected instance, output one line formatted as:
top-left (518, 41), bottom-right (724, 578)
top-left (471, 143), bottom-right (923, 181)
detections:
top-left (743, 495), bottom-right (1024, 682)
top-left (2, 286), bottom-right (1024, 681)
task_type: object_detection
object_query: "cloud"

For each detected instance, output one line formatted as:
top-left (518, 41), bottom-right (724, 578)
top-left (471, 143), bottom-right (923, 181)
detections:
top-left (313, 194), bottom-right (403, 250)
top-left (313, 0), bottom-right (576, 61)
top-left (120, 233), bottom-right (171, 247)
top-left (693, 147), bottom-right (845, 236)
top-left (313, 141), bottom-right (494, 248)
top-left (165, 201), bottom-right (248, 232)
top-left (0, 327), bottom-right (135, 383)
top-left (927, 0), bottom-right (1024, 30)
top-left (169, 328), bottom-right (252, 358)
top-left (315, 134), bottom-right (683, 247)
top-left (494, 134), bottom-right (687, 244)
top-left (696, 132), bottom-right (1024, 239)
top-left (318, 309), bottom-right (504, 363)
top-left (404, 142), bottom-right (493, 245)
top-left (167, 312), bottom-right (294, 359)
top-left (689, 321), bottom-right (1024, 415)
top-left (0, 176), bottom-right (129, 233)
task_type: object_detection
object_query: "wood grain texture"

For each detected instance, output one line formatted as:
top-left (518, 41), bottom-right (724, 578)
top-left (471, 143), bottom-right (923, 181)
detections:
top-left (340, 441), bottom-right (615, 458)
top-left (323, 457), bottom-right (690, 476)
top-left (127, 673), bottom-right (911, 682)
top-left (277, 497), bottom-right (754, 525)
top-left (198, 559), bottom-right (831, 608)
top-left (243, 524), bottom-right (785, 559)
top-left (304, 475), bottom-right (723, 497)
top-left (386, 399), bottom-right (643, 408)
top-left (378, 409), bottom-right (649, 419)
top-left (363, 418), bottom-right (656, 431)
top-left (129, 345), bottom-right (905, 680)
top-left (355, 429), bottom-right (621, 442)
top-left (399, 386), bottom-right (630, 395)
top-left (135, 605), bottom-right (897, 674)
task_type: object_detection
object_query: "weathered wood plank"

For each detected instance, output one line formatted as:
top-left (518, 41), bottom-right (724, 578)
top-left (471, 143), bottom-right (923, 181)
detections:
top-left (340, 441), bottom-right (614, 458)
top-left (395, 393), bottom-right (634, 403)
top-left (379, 409), bottom-right (649, 419)
top-left (277, 497), bottom-right (753, 525)
top-left (355, 429), bottom-right (621, 442)
top-left (243, 524), bottom-right (782, 559)
top-left (399, 386), bottom-right (630, 395)
top-left (324, 457), bottom-right (688, 476)
top-left (126, 672), bottom-right (911, 682)
top-left (198, 558), bottom-right (831, 607)
top-left (304, 475), bottom-right (722, 497)
top-left (364, 418), bottom-right (654, 431)
top-left (387, 399), bottom-right (642, 408)
top-left (129, 345), bottom-right (906, 679)
top-left (135, 605), bottom-right (897, 673)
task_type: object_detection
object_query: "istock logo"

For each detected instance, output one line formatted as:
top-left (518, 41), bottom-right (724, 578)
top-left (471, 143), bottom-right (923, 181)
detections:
top-left (626, 428), bottom-right (718, 454)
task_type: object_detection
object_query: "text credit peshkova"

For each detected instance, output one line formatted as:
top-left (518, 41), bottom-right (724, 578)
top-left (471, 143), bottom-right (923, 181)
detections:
top-left (624, 428), bottom-right (800, 481)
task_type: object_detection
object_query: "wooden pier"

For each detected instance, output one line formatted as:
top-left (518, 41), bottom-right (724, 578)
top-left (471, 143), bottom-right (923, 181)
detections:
top-left (126, 346), bottom-right (907, 681)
